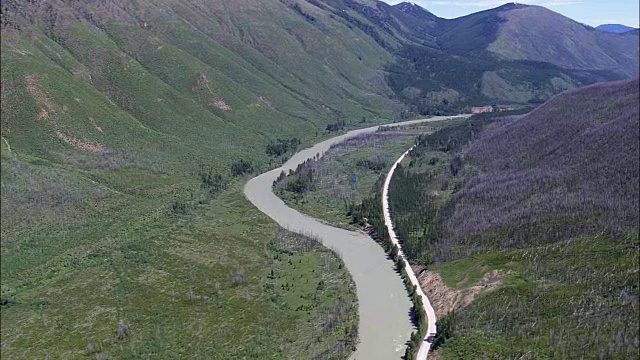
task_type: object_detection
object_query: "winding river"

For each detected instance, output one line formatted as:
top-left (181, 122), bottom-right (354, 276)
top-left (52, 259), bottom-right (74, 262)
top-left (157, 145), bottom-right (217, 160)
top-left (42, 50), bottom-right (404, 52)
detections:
top-left (244, 116), bottom-right (468, 359)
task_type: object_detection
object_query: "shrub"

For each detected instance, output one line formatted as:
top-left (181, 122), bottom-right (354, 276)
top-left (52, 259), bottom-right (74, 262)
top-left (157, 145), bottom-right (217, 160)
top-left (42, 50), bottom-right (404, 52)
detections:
top-left (230, 159), bottom-right (253, 176)
top-left (116, 320), bottom-right (129, 340)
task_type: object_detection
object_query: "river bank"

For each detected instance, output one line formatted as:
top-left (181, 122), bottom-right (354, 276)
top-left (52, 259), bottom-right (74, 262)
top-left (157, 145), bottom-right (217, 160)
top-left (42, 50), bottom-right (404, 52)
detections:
top-left (244, 116), bottom-right (468, 359)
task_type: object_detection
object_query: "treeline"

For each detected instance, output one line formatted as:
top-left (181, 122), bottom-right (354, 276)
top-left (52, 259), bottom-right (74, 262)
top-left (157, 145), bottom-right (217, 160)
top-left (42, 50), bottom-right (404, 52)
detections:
top-left (199, 165), bottom-right (227, 194)
top-left (412, 111), bottom-right (523, 154)
top-left (346, 175), bottom-right (389, 249)
top-left (287, 2), bottom-right (316, 23)
top-left (325, 110), bottom-right (348, 132)
top-left (200, 158), bottom-right (255, 193)
top-left (265, 138), bottom-right (301, 159)
top-left (270, 228), bottom-right (322, 255)
top-left (230, 159), bottom-right (252, 176)
top-left (322, 0), bottom-right (392, 50)
top-left (388, 164), bottom-right (440, 264)
top-left (386, 45), bottom-right (494, 114)
top-left (326, 118), bottom-right (346, 132)
top-left (171, 158), bottom-right (255, 215)
top-left (388, 113), bottom-right (517, 264)
top-left (395, 246), bottom-right (428, 360)
top-left (355, 157), bottom-right (385, 172)
top-left (273, 158), bottom-right (317, 195)
top-left (388, 111), bottom-right (532, 262)
top-left (385, 40), bottom-right (609, 114)
top-left (345, 175), bottom-right (428, 359)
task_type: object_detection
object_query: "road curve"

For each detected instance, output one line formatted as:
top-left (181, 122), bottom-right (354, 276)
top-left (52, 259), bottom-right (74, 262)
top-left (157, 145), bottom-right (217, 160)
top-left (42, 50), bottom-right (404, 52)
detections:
top-left (382, 114), bottom-right (470, 359)
top-left (244, 115), bottom-right (469, 359)
top-left (382, 146), bottom-right (437, 359)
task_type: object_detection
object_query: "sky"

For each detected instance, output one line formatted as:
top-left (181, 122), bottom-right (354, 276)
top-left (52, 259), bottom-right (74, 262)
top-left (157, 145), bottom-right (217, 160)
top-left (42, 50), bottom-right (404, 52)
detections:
top-left (380, 0), bottom-right (640, 28)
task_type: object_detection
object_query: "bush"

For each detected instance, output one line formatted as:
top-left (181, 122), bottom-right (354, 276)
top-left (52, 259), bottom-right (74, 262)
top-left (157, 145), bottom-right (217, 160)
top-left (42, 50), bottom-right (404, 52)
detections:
top-left (199, 166), bottom-right (226, 194)
top-left (171, 199), bottom-right (188, 215)
top-left (231, 159), bottom-right (252, 176)
top-left (265, 138), bottom-right (301, 158)
top-left (116, 320), bottom-right (129, 340)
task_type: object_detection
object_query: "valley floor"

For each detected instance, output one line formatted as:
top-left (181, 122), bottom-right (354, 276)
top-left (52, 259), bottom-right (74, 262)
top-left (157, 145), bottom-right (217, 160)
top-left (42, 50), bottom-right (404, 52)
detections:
top-left (1, 146), bottom-right (358, 359)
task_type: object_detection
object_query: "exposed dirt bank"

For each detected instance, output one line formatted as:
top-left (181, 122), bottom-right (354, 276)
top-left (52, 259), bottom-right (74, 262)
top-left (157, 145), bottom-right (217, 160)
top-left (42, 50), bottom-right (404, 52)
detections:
top-left (415, 267), bottom-right (509, 318)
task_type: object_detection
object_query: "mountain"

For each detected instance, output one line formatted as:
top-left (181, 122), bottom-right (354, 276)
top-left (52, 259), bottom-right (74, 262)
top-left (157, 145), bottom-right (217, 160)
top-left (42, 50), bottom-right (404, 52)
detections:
top-left (402, 2), bottom-right (638, 76)
top-left (2, 1), bottom-right (638, 129)
top-left (386, 2), bottom-right (639, 114)
top-left (596, 23), bottom-right (638, 33)
top-left (482, 6), bottom-right (638, 75)
top-left (393, 1), bottom-right (436, 17)
top-left (1, 0), bottom-right (412, 176)
top-left (446, 78), bottom-right (639, 254)
top-left (387, 78), bottom-right (639, 358)
top-left (316, 0), bottom-right (442, 47)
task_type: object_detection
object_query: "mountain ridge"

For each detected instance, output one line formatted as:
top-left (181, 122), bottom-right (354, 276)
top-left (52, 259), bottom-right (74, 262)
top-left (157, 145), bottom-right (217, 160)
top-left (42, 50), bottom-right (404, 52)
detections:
top-left (383, 1), bottom-right (637, 114)
top-left (596, 23), bottom-right (638, 33)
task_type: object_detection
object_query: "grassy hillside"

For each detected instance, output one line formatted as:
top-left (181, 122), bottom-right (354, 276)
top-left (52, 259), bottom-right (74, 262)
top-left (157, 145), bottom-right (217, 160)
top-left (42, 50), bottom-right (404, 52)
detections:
top-left (0, 166), bottom-right (358, 359)
top-left (386, 79), bottom-right (639, 358)
top-left (1, 1), bottom-right (402, 357)
top-left (1, 0), bottom-right (407, 173)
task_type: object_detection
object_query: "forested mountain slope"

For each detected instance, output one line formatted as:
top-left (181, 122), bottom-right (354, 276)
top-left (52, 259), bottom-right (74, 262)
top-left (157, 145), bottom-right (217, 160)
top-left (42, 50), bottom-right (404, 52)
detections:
top-left (388, 78), bottom-right (639, 358)
top-left (442, 78), bottom-right (639, 255)
top-left (436, 3), bottom-right (639, 76)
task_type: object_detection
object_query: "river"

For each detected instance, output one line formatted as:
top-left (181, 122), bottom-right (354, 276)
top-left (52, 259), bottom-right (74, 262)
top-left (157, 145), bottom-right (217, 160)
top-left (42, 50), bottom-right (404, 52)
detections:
top-left (244, 116), bottom-right (468, 359)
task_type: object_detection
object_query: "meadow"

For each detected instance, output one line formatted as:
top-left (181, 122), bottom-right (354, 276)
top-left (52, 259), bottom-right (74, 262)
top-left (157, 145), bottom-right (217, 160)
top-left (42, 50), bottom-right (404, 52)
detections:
top-left (1, 142), bottom-right (357, 359)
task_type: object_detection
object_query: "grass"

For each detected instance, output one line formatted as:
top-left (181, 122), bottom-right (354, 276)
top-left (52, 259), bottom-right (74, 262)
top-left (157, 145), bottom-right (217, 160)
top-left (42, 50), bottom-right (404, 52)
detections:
top-left (1, 144), bottom-right (358, 359)
top-left (267, 232), bottom-right (358, 358)
top-left (436, 236), bottom-right (639, 359)
top-left (1, 3), bottom-right (400, 356)
top-left (430, 252), bottom-right (518, 289)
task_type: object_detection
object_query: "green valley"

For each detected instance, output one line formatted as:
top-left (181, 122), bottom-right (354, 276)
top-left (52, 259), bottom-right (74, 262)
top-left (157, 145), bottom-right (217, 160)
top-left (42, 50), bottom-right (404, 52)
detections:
top-left (1, 0), bottom-right (638, 359)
